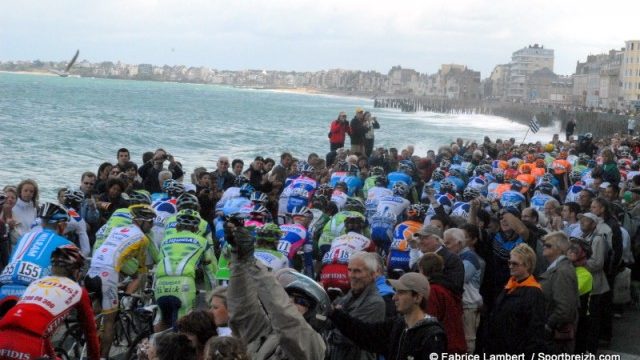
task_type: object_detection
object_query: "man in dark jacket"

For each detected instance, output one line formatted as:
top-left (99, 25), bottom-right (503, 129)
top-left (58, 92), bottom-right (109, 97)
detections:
top-left (349, 108), bottom-right (366, 155)
top-left (329, 272), bottom-right (447, 360)
top-left (212, 156), bottom-right (236, 191)
top-left (328, 251), bottom-right (385, 360)
top-left (138, 148), bottom-right (184, 194)
top-left (539, 231), bottom-right (579, 354)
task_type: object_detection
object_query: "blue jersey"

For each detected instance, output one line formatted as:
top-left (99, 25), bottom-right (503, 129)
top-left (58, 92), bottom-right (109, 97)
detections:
top-left (531, 193), bottom-right (554, 212)
top-left (286, 176), bottom-right (317, 213)
top-left (369, 207), bottom-right (397, 251)
top-left (388, 220), bottom-right (422, 272)
top-left (565, 183), bottom-right (584, 203)
top-left (0, 229), bottom-right (74, 299)
top-left (451, 201), bottom-right (472, 219)
top-left (499, 190), bottom-right (526, 209)
top-left (387, 172), bottom-right (413, 189)
top-left (445, 176), bottom-right (466, 193)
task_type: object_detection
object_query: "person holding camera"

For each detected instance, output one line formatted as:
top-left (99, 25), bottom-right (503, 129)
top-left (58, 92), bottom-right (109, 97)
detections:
top-left (138, 148), bottom-right (184, 194)
top-left (328, 112), bottom-right (351, 152)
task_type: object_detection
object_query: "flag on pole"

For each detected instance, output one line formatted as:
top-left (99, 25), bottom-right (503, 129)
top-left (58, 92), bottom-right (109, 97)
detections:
top-left (529, 115), bottom-right (540, 133)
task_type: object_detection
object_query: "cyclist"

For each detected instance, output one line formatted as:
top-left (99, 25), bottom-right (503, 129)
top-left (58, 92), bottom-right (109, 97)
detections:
top-left (364, 175), bottom-right (392, 219)
top-left (388, 204), bottom-right (426, 274)
top-left (150, 180), bottom-right (184, 253)
top-left (85, 204), bottom-right (156, 360)
top-left (93, 189), bottom-right (152, 252)
top-left (0, 247), bottom-right (100, 360)
top-left (277, 206), bottom-right (314, 277)
top-left (60, 189), bottom-right (91, 257)
top-left (164, 192), bottom-right (212, 241)
top-left (254, 223), bottom-right (288, 271)
top-left (0, 203), bottom-right (73, 302)
top-left (318, 197), bottom-right (367, 257)
top-left (319, 215), bottom-right (374, 293)
top-left (154, 210), bottom-right (217, 331)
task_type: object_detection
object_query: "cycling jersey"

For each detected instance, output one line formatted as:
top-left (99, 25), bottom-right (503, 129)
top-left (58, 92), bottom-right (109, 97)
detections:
top-left (451, 201), bottom-right (472, 219)
top-left (530, 193), bottom-right (554, 212)
top-left (565, 182), bottom-right (585, 203)
top-left (330, 190), bottom-right (349, 210)
top-left (254, 247), bottom-right (289, 271)
top-left (154, 230), bottom-right (217, 320)
top-left (365, 186), bottom-right (394, 219)
top-left (0, 229), bottom-right (74, 300)
top-left (445, 176), bottom-right (466, 193)
top-left (387, 171), bottom-right (413, 189)
top-left (499, 190), bottom-right (526, 209)
top-left (467, 176), bottom-right (488, 196)
top-left (87, 224), bottom-right (149, 313)
top-left (93, 207), bottom-right (132, 251)
top-left (369, 207), bottom-right (397, 252)
top-left (164, 210), bottom-right (213, 241)
top-left (150, 198), bottom-right (178, 249)
top-left (425, 193), bottom-right (455, 222)
top-left (321, 231), bottom-right (374, 265)
top-left (0, 276), bottom-right (100, 360)
top-left (217, 187), bottom-right (241, 209)
top-left (362, 176), bottom-right (378, 196)
top-left (388, 220), bottom-right (422, 272)
top-left (277, 223), bottom-right (313, 277)
top-left (374, 195), bottom-right (410, 223)
top-left (285, 175), bottom-right (317, 213)
top-left (318, 211), bottom-right (365, 253)
top-left (62, 206), bottom-right (91, 257)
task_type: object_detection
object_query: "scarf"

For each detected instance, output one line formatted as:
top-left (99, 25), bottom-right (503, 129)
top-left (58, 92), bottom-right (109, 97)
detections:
top-left (504, 275), bottom-right (541, 294)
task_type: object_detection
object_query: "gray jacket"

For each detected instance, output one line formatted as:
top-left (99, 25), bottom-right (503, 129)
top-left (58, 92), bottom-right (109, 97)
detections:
top-left (539, 257), bottom-right (579, 330)
top-left (228, 256), bottom-right (326, 360)
top-left (582, 230), bottom-right (610, 295)
top-left (328, 282), bottom-right (386, 360)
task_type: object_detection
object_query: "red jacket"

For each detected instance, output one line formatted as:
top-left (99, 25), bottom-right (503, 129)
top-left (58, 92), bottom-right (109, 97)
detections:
top-left (329, 119), bottom-right (351, 144)
top-left (427, 279), bottom-right (467, 353)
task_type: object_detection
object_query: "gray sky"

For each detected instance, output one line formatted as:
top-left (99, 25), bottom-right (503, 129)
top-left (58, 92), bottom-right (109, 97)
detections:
top-left (1, 0), bottom-right (638, 78)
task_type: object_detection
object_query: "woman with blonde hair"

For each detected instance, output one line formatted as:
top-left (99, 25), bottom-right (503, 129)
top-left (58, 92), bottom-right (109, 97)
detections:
top-left (13, 179), bottom-right (39, 238)
top-left (487, 243), bottom-right (546, 355)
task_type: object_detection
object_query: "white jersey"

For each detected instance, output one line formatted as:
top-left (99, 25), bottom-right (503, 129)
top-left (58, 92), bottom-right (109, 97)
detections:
top-left (254, 249), bottom-right (289, 271)
top-left (90, 225), bottom-right (147, 271)
top-left (365, 186), bottom-right (394, 218)
top-left (330, 190), bottom-right (349, 210)
top-left (219, 187), bottom-right (241, 207)
top-left (375, 195), bottom-right (410, 220)
top-left (63, 207), bottom-right (91, 257)
top-left (322, 232), bottom-right (372, 265)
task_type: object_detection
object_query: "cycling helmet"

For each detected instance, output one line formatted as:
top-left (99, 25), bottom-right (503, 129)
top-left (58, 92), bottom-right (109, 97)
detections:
top-left (431, 169), bottom-right (446, 182)
top-left (250, 191), bottom-right (269, 204)
top-left (587, 159), bottom-right (597, 168)
top-left (439, 159), bottom-right (451, 170)
top-left (37, 202), bottom-right (70, 224)
top-left (239, 183), bottom-right (255, 198)
top-left (0, 191), bottom-right (5, 206)
top-left (448, 168), bottom-right (462, 178)
top-left (51, 245), bottom-right (85, 270)
top-left (344, 214), bottom-right (365, 230)
top-left (618, 159), bottom-right (630, 169)
top-left (165, 180), bottom-right (185, 197)
top-left (344, 197), bottom-right (366, 214)
top-left (289, 206), bottom-right (313, 219)
top-left (276, 268), bottom-right (331, 332)
top-left (370, 166), bottom-right (385, 177)
top-left (569, 237), bottom-right (593, 260)
top-left (439, 179), bottom-right (455, 194)
top-left (63, 189), bottom-right (84, 204)
top-left (584, 133), bottom-right (593, 140)
top-left (510, 180), bottom-right (524, 193)
top-left (334, 181), bottom-right (348, 191)
top-left (536, 182), bottom-right (554, 195)
top-left (250, 204), bottom-right (269, 217)
top-left (234, 175), bottom-right (250, 187)
top-left (128, 190), bottom-right (152, 205)
top-left (570, 170), bottom-right (582, 183)
top-left (406, 204), bottom-right (426, 220)
top-left (346, 163), bottom-right (359, 175)
top-left (316, 183), bottom-right (334, 197)
top-left (312, 193), bottom-right (329, 209)
top-left (508, 159), bottom-right (520, 168)
top-left (176, 209), bottom-right (201, 228)
top-left (337, 161), bottom-right (349, 172)
top-left (541, 173), bottom-right (554, 183)
top-left (398, 160), bottom-right (416, 175)
top-left (129, 204), bottom-right (156, 221)
top-left (374, 175), bottom-right (388, 187)
top-left (392, 181), bottom-right (409, 197)
top-left (544, 143), bottom-right (555, 152)
top-left (463, 187), bottom-right (481, 202)
top-left (299, 162), bottom-right (315, 174)
top-left (494, 171), bottom-right (505, 183)
top-left (256, 223), bottom-right (283, 243)
top-left (451, 155), bottom-right (462, 165)
top-left (176, 193), bottom-right (200, 211)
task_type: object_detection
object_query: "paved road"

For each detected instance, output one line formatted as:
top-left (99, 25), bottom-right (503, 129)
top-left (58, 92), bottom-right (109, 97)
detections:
top-left (605, 303), bottom-right (640, 360)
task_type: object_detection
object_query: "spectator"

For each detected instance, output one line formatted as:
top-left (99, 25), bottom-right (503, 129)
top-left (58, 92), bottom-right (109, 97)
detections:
top-left (13, 179), bottom-right (39, 238)
top-left (349, 108), bottom-right (366, 155)
top-left (138, 148), bottom-right (184, 194)
top-left (539, 231), bottom-right (579, 353)
top-left (487, 243), bottom-right (546, 355)
top-left (567, 237), bottom-right (594, 354)
top-left (212, 157), bottom-right (236, 191)
top-left (204, 336), bottom-right (250, 360)
top-left (208, 286), bottom-right (231, 336)
top-left (328, 112), bottom-right (351, 151)
top-left (231, 159), bottom-right (244, 177)
top-left (177, 310), bottom-right (217, 360)
top-left (148, 332), bottom-right (196, 360)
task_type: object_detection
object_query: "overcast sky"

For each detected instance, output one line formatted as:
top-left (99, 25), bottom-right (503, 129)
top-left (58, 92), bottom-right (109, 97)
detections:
top-left (1, 0), bottom-right (638, 78)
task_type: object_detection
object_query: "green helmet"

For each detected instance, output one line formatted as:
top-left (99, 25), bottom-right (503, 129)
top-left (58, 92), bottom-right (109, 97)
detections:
top-left (256, 223), bottom-right (283, 243)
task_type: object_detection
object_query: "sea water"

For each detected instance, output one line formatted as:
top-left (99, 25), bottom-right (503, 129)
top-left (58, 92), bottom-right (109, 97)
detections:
top-left (0, 72), bottom-right (558, 200)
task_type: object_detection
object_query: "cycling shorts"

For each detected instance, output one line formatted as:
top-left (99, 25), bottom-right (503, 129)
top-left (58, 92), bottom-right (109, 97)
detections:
top-left (387, 249), bottom-right (411, 273)
top-left (370, 225), bottom-right (394, 250)
top-left (85, 267), bottom-right (118, 313)
top-left (154, 276), bottom-right (196, 322)
top-left (319, 263), bottom-right (350, 293)
top-left (0, 328), bottom-right (52, 359)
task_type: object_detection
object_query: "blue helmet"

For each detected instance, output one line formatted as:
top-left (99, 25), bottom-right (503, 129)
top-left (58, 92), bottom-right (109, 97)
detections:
top-left (239, 183), bottom-right (255, 197)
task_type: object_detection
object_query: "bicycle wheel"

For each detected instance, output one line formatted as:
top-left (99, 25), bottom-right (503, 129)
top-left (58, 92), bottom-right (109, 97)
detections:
top-left (54, 323), bottom-right (85, 360)
top-left (124, 330), bottom-right (153, 360)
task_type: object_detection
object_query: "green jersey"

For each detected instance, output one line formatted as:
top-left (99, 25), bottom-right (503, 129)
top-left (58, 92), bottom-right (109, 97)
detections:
top-left (156, 230), bottom-right (218, 290)
top-left (318, 210), bottom-right (367, 249)
top-left (93, 208), bottom-right (132, 252)
top-left (362, 176), bottom-right (379, 197)
top-left (164, 210), bottom-right (212, 241)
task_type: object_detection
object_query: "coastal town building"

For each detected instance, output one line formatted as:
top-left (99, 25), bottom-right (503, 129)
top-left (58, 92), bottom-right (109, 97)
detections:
top-left (506, 44), bottom-right (554, 101)
top-left (620, 40), bottom-right (640, 109)
top-left (573, 50), bottom-right (623, 109)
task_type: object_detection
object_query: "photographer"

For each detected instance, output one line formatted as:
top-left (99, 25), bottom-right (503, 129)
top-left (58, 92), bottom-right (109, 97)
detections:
top-left (328, 112), bottom-right (351, 151)
top-left (120, 161), bottom-right (144, 193)
top-left (138, 148), bottom-right (184, 194)
top-left (198, 173), bottom-right (221, 222)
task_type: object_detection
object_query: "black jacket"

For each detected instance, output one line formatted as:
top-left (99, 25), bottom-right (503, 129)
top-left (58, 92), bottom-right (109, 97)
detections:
top-left (487, 285), bottom-right (547, 355)
top-left (138, 161), bottom-right (184, 194)
top-left (329, 309), bottom-right (447, 360)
